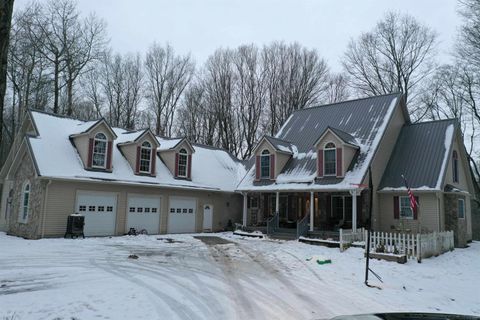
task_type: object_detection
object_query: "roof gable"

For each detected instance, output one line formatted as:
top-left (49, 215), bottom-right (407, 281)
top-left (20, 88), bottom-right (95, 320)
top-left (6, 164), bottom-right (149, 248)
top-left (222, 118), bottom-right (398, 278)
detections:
top-left (117, 128), bottom-right (160, 148)
top-left (69, 118), bottom-right (118, 139)
top-left (253, 135), bottom-right (294, 155)
top-left (314, 126), bottom-right (359, 148)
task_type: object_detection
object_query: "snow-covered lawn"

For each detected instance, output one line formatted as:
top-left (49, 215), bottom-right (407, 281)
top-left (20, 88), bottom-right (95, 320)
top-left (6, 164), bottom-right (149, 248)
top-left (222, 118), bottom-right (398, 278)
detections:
top-left (0, 232), bottom-right (479, 320)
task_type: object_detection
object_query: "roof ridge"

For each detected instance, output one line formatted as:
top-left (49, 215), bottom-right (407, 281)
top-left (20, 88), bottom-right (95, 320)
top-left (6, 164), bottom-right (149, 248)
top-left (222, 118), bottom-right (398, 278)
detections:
top-left (406, 118), bottom-right (458, 126)
top-left (29, 108), bottom-right (93, 122)
top-left (292, 92), bottom-right (402, 113)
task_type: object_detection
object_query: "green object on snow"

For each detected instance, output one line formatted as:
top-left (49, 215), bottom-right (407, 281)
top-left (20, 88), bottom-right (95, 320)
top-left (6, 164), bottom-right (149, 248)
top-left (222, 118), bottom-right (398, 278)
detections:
top-left (316, 259), bottom-right (332, 265)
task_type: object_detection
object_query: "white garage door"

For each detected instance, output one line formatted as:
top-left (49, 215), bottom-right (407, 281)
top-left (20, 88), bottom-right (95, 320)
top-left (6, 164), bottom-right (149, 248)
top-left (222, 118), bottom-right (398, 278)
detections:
top-left (168, 197), bottom-right (196, 233)
top-left (127, 195), bottom-right (161, 234)
top-left (77, 192), bottom-right (117, 236)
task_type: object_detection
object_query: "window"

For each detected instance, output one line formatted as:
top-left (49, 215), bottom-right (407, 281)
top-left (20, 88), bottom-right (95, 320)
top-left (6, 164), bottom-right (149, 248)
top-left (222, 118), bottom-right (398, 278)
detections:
top-left (188, 208), bottom-right (193, 213)
top-left (88, 206), bottom-right (96, 212)
top-left (452, 151), bottom-right (459, 183)
top-left (183, 208), bottom-right (188, 213)
top-left (458, 199), bottom-right (465, 219)
top-left (79, 205), bottom-right (86, 212)
top-left (260, 149), bottom-right (271, 178)
top-left (18, 182), bottom-right (30, 223)
top-left (176, 208), bottom-right (182, 213)
top-left (399, 196), bottom-right (413, 219)
top-left (250, 197), bottom-right (258, 208)
top-left (137, 207), bottom-right (143, 213)
top-left (152, 208), bottom-right (158, 213)
top-left (93, 132), bottom-right (107, 168)
top-left (139, 141), bottom-right (152, 173)
top-left (145, 208), bottom-right (150, 213)
top-left (106, 206), bottom-right (113, 212)
top-left (178, 149), bottom-right (188, 177)
top-left (129, 207), bottom-right (135, 213)
top-left (98, 206), bottom-right (105, 212)
top-left (170, 208), bottom-right (175, 213)
top-left (324, 142), bottom-right (336, 176)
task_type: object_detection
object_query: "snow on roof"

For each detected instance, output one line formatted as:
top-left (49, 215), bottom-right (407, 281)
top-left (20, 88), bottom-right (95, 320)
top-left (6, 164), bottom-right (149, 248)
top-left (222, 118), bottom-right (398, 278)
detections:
top-left (237, 93), bottom-right (402, 191)
top-left (157, 138), bottom-right (183, 151)
top-left (28, 111), bottom-right (245, 192)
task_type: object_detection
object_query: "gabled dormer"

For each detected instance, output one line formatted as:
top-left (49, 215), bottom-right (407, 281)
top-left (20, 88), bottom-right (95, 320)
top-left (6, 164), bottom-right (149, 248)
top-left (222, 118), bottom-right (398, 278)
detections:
top-left (69, 119), bottom-right (117, 172)
top-left (158, 138), bottom-right (195, 180)
top-left (117, 129), bottom-right (160, 176)
top-left (252, 136), bottom-right (293, 181)
top-left (314, 127), bottom-right (359, 178)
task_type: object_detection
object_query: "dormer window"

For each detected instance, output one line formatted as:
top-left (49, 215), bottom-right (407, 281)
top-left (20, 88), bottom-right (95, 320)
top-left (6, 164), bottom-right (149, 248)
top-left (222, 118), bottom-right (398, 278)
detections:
top-left (139, 141), bottom-right (152, 173)
top-left (324, 142), bottom-right (336, 176)
top-left (260, 150), bottom-right (271, 178)
top-left (93, 133), bottom-right (107, 169)
top-left (452, 150), bottom-right (459, 183)
top-left (178, 148), bottom-right (188, 177)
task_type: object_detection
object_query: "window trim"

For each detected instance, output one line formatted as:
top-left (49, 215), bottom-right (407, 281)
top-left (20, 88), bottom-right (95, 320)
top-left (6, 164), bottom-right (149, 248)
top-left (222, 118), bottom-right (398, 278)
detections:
top-left (452, 150), bottom-right (459, 183)
top-left (139, 141), bottom-right (152, 174)
top-left (458, 198), bottom-right (465, 219)
top-left (177, 148), bottom-right (188, 178)
top-left (18, 181), bottom-right (30, 224)
top-left (92, 132), bottom-right (108, 169)
top-left (399, 196), bottom-right (414, 220)
top-left (260, 149), bottom-right (271, 179)
top-left (323, 142), bottom-right (337, 176)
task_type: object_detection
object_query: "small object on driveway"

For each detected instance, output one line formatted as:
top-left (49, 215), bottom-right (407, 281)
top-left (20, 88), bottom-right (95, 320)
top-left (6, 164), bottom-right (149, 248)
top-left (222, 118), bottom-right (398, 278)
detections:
top-left (128, 254), bottom-right (139, 259)
top-left (127, 228), bottom-right (148, 236)
top-left (64, 214), bottom-right (85, 239)
top-left (306, 255), bottom-right (332, 265)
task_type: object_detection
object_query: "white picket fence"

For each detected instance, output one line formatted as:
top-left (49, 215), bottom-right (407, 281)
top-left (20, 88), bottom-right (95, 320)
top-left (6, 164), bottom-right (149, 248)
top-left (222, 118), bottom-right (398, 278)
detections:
top-left (339, 228), bottom-right (366, 251)
top-left (365, 230), bottom-right (454, 262)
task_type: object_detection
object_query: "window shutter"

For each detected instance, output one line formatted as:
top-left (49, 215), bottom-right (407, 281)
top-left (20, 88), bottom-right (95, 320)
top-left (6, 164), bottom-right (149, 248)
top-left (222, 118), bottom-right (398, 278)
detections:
top-left (135, 146), bottom-right (140, 174)
top-left (255, 155), bottom-right (260, 180)
top-left (270, 154), bottom-right (275, 180)
top-left (106, 141), bottom-right (113, 170)
top-left (150, 150), bottom-right (156, 176)
top-left (87, 138), bottom-right (94, 168)
top-left (317, 149), bottom-right (324, 177)
top-left (175, 153), bottom-right (179, 177)
top-left (413, 196), bottom-right (419, 220)
top-left (393, 196), bottom-right (399, 219)
top-left (187, 154), bottom-right (192, 179)
top-left (336, 148), bottom-right (343, 177)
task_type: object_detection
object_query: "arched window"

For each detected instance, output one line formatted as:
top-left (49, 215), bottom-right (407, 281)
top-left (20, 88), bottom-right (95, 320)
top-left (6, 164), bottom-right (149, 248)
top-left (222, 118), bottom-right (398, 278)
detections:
top-left (139, 141), bottom-right (152, 173)
top-left (324, 142), bottom-right (336, 176)
top-left (92, 132), bottom-right (107, 168)
top-left (178, 148), bottom-right (188, 177)
top-left (452, 150), bottom-right (459, 183)
top-left (18, 181), bottom-right (30, 223)
top-left (260, 149), bottom-right (271, 178)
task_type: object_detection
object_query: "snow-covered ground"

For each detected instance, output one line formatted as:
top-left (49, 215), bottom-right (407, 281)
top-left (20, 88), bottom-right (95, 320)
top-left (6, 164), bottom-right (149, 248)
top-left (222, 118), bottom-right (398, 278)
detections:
top-left (0, 232), bottom-right (479, 320)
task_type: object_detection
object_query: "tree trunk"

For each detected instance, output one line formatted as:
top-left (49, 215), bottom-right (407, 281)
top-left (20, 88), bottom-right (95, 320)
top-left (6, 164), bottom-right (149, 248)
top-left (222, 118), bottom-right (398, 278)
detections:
top-left (53, 58), bottom-right (60, 114)
top-left (0, 0), bottom-right (15, 154)
top-left (66, 79), bottom-right (73, 116)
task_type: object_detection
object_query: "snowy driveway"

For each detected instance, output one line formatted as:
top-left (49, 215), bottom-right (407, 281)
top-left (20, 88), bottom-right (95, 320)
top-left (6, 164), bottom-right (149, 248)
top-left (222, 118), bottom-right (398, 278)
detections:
top-left (1, 232), bottom-right (479, 320)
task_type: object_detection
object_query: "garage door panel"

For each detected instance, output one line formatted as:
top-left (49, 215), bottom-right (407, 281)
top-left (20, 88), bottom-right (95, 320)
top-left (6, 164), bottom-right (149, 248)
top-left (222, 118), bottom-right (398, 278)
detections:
top-left (126, 195), bottom-right (161, 234)
top-left (77, 193), bottom-right (117, 237)
top-left (168, 197), bottom-right (196, 234)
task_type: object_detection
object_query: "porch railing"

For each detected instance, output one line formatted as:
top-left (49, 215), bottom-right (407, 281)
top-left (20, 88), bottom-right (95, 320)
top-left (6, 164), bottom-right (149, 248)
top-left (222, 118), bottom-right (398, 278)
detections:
top-left (266, 211), bottom-right (279, 236)
top-left (339, 228), bottom-right (366, 251)
top-left (296, 214), bottom-right (310, 239)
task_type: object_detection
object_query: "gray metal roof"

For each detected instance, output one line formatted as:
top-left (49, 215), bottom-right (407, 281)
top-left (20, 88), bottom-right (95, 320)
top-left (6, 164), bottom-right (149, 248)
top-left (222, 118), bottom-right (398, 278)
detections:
top-left (238, 93), bottom-right (405, 190)
top-left (379, 119), bottom-right (458, 190)
top-left (264, 135), bottom-right (294, 153)
top-left (323, 126), bottom-right (358, 147)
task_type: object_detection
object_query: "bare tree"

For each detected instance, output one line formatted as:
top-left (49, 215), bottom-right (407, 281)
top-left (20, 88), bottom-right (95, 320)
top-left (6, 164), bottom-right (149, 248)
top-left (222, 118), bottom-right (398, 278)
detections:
top-left (343, 12), bottom-right (437, 121)
top-left (144, 43), bottom-right (194, 136)
top-left (457, 0), bottom-right (480, 68)
top-left (324, 73), bottom-right (350, 104)
top-left (0, 0), bottom-right (15, 153)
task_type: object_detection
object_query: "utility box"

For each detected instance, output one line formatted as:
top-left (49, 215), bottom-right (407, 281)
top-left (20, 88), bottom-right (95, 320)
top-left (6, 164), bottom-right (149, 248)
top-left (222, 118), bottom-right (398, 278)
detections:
top-left (64, 214), bottom-right (85, 239)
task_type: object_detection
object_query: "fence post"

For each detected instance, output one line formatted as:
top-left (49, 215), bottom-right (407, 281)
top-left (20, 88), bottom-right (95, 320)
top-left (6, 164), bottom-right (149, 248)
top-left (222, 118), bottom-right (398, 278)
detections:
top-left (416, 234), bottom-right (421, 263)
top-left (339, 228), bottom-right (343, 252)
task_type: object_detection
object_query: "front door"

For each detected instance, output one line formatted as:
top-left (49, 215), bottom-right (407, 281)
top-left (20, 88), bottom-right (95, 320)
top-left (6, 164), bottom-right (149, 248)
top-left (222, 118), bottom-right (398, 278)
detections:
top-left (202, 204), bottom-right (213, 232)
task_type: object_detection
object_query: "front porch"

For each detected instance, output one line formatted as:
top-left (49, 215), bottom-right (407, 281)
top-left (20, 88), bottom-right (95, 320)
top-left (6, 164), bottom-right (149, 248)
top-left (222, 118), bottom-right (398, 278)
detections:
top-left (241, 190), bottom-right (369, 239)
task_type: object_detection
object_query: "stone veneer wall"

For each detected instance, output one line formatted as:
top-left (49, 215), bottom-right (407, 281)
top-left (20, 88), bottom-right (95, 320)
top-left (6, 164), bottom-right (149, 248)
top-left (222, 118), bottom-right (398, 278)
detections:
top-left (444, 194), bottom-right (468, 247)
top-left (8, 152), bottom-right (45, 239)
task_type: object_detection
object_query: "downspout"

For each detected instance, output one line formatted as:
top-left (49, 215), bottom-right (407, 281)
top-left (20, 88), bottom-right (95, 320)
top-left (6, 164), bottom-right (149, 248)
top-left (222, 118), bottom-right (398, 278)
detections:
top-left (41, 179), bottom-right (52, 238)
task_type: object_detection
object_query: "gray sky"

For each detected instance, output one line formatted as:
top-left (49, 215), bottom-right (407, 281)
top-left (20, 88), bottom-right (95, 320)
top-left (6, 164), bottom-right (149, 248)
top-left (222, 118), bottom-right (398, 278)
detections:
top-left (15, 0), bottom-right (461, 71)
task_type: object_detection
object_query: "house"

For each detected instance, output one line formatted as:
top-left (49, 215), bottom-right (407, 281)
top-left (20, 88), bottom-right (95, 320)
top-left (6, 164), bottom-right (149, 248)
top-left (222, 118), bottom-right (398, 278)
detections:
top-left (0, 110), bottom-right (246, 238)
top-left (0, 93), bottom-right (475, 247)
top-left (237, 93), bottom-right (475, 247)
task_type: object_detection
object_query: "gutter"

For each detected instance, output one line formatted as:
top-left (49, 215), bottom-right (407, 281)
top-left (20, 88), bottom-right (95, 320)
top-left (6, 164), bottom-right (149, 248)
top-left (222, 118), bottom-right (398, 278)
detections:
top-left (41, 179), bottom-right (52, 238)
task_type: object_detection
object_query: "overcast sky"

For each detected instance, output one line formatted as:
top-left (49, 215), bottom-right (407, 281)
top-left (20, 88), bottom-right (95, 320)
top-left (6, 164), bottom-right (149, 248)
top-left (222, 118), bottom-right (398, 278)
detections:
top-left (14, 0), bottom-right (461, 71)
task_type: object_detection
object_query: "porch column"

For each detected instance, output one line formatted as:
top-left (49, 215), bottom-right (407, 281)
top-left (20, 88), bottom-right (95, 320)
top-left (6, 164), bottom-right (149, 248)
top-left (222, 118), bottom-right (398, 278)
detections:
top-left (350, 189), bottom-right (357, 233)
top-left (275, 192), bottom-right (280, 214)
top-left (242, 193), bottom-right (248, 226)
top-left (310, 191), bottom-right (314, 232)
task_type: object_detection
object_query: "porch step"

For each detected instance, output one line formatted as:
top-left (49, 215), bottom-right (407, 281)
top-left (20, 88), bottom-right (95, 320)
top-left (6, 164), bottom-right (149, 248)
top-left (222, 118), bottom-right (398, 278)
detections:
top-left (269, 232), bottom-right (298, 240)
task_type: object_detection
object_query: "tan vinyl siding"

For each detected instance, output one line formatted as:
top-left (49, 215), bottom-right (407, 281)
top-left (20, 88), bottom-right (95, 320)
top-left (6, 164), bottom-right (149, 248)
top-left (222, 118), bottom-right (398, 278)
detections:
top-left (365, 102), bottom-right (406, 230)
top-left (159, 150), bottom-right (176, 175)
top-left (276, 153), bottom-right (291, 176)
top-left (343, 145), bottom-right (357, 173)
top-left (378, 193), bottom-right (440, 233)
top-left (317, 131), bottom-right (342, 149)
top-left (71, 122), bottom-right (116, 169)
top-left (43, 179), bottom-right (242, 237)
top-left (120, 143), bottom-right (137, 172)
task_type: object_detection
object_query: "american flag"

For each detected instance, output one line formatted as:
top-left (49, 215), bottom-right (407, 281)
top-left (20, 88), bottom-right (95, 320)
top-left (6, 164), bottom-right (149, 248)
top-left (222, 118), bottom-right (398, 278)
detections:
top-left (402, 174), bottom-right (418, 214)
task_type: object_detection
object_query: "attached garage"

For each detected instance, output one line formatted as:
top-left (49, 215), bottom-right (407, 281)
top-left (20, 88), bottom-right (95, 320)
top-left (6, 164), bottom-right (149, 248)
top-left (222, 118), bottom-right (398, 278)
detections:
top-left (76, 191), bottom-right (117, 236)
top-left (126, 194), bottom-right (161, 234)
top-left (168, 197), bottom-right (196, 233)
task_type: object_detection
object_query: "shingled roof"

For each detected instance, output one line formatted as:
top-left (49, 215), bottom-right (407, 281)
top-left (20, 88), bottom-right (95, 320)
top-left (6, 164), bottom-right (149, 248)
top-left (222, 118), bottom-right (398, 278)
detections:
top-left (237, 93), bottom-right (405, 191)
top-left (379, 119), bottom-right (457, 191)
